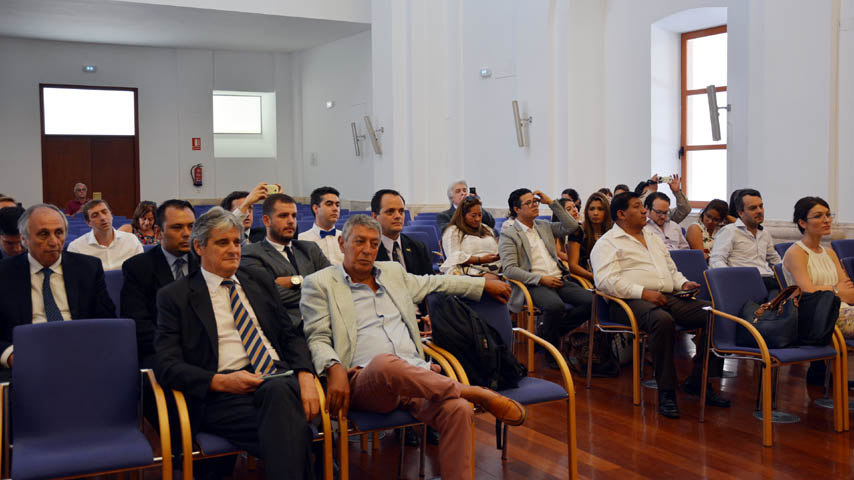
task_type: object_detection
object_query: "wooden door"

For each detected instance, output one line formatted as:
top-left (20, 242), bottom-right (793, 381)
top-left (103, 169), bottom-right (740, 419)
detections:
top-left (40, 84), bottom-right (139, 217)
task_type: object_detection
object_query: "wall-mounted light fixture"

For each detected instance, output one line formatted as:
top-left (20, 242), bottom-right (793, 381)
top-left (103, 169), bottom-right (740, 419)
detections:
top-left (706, 85), bottom-right (731, 142)
top-left (350, 122), bottom-right (366, 156)
top-left (82, 65), bottom-right (96, 73)
top-left (364, 116), bottom-right (384, 155)
top-left (512, 100), bottom-right (533, 147)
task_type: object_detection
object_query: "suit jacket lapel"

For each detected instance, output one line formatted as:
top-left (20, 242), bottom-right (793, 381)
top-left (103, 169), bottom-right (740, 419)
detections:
top-left (513, 222), bottom-right (535, 264)
top-left (329, 270), bottom-right (357, 349)
top-left (260, 240), bottom-right (296, 275)
top-left (61, 255), bottom-right (81, 318)
top-left (376, 243), bottom-right (391, 262)
top-left (536, 222), bottom-right (557, 257)
top-left (152, 246), bottom-right (175, 287)
top-left (187, 271), bottom-right (218, 355)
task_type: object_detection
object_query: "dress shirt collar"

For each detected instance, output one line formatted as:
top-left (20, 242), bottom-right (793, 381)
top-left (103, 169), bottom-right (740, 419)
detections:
top-left (734, 217), bottom-right (764, 232)
top-left (266, 237), bottom-right (292, 250)
top-left (645, 217), bottom-right (665, 231)
top-left (28, 253), bottom-right (62, 275)
top-left (516, 220), bottom-right (534, 233)
top-left (610, 223), bottom-right (647, 244)
top-left (311, 223), bottom-right (337, 235)
top-left (381, 234), bottom-right (402, 254)
top-left (201, 267), bottom-right (240, 294)
top-left (342, 265), bottom-right (383, 287)
top-left (85, 228), bottom-right (116, 246)
top-left (161, 247), bottom-right (188, 268)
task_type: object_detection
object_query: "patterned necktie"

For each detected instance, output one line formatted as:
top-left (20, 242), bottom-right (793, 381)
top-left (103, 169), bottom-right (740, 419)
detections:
top-left (172, 257), bottom-right (186, 279)
top-left (319, 228), bottom-right (336, 239)
top-left (284, 246), bottom-right (300, 275)
top-left (41, 267), bottom-right (64, 322)
top-left (392, 242), bottom-right (403, 265)
top-left (221, 280), bottom-right (276, 375)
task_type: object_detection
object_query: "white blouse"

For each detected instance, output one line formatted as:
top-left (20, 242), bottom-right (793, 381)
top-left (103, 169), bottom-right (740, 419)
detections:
top-left (440, 225), bottom-right (500, 275)
top-left (783, 241), bottom-right (838, 288)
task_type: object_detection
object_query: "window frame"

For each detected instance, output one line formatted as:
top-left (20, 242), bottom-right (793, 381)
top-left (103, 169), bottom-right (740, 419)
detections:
top-left (681, 24), bottom-right (727, 208)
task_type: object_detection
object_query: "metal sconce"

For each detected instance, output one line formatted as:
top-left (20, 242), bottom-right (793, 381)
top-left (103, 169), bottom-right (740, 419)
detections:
top-left (512, 100), bottom-right (533, 147)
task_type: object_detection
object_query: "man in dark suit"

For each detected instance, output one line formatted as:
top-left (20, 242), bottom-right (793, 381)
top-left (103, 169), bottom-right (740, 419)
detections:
top-left (121, 199), bottom-right (199, 368)
top-left (155, 207), bottom-right (318, 480)
top-left (436, 180), bottom-right (495, 232)
top-left (372, 189), bottom-right (433, 276)
top-left (241, 193), bottom-right (330, 325)
top-left (0, 206), bottom-right (26, 260)
top-left (0, 204), bottom-right (115, 380)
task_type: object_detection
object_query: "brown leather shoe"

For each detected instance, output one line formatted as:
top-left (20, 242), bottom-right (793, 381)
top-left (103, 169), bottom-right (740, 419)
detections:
top-left (462, 387), bottom-right (527, 426)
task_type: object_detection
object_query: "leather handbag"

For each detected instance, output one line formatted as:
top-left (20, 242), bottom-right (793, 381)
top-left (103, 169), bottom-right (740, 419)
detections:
top-left (737, 286), bottom-right (800, 349)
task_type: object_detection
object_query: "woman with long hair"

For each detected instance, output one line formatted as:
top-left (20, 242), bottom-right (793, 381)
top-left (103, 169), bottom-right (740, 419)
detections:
top-left (440, 196), bottom-right (500, 279)
top-left (562, 192), bottom-right (612, 282)
top-left (685, 199), bottom-right (728, 262)
top-left (119, 200), bottom-right (159, 245)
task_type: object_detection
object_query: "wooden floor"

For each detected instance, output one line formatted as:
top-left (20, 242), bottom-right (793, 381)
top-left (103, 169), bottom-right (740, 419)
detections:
top-left (121, 332), bottom-right (853, 479)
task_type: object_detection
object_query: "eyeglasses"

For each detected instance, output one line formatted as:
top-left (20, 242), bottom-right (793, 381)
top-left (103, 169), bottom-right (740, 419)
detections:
top-left (808, 212), bottom-right (835, 221)
top-left (521, 199), bottom-right (540, 208)
top-left (650, 208), bottom-right (669, 216)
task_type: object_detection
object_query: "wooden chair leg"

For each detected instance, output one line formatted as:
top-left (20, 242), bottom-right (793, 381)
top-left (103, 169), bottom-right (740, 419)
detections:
top-left (761, 364), bottom-right (773, 447)
top-left (632, 336), bottom-right (641, 406)
top-left (372, 431), bottom-right (380, 451)
top-left (360, 434), bottom-right (368, 453)
top-left (567, 398), bottom-right (578, 480)
top-left (338, 414), bottom-right (350, 480)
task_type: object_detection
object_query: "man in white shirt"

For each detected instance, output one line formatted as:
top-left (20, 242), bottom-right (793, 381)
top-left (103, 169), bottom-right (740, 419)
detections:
top-left (643, 192), bottom-right (689, 250)
top-left (710, 189), bottom-right (782, 295)
top-left (67, 200), bottom-right (143, 270)
top-left (591, 192), bottom-right (729, 419)
top-left (298, 186), bottom-right (344, 265)
top-left (0, 204), bottom-right (115, 380)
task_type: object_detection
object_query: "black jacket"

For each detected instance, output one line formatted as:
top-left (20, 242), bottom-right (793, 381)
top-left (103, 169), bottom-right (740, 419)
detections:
top-left (376, 233), bottom-right (434, 276)
top-left (121, 245), bottom-right (200, 365)
top-left (0, 252), bottom-right (116, 355)
top-left (154, 267), bottom-right (313, 431)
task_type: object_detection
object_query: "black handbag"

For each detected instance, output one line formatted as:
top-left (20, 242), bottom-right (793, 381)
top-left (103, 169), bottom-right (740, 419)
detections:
top-left (737, 286), bottom-right (800, 349)
top-left (797, 290), bottom-right (840, 345)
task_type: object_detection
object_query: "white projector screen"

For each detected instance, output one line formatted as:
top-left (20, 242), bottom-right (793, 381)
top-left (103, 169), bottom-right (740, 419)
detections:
top-left (42, 87), bottom-right (136, 135)
top-left (213, 95), bottom-right (262, 134)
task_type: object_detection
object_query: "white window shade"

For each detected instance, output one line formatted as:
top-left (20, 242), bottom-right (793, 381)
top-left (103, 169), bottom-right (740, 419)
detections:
top-left (43, 88), bottom-right (135, 135)
top-left (213, 95), bottom-right (262, 134)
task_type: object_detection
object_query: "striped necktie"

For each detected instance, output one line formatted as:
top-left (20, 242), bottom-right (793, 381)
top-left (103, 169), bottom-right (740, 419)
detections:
top-left (220, 280), bottom-right (276, 375)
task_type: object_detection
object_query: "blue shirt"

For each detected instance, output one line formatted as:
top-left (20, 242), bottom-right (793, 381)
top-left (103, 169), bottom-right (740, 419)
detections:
top-left (345, 268), bottom-right (428, 369)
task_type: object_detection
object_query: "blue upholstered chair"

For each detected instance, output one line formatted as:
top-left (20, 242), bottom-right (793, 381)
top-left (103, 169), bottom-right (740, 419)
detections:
top-left (424, 293), bottom-right (578, 479)
top-left (668, 249), bottom-right (710, 300)
top-left (831, 239), bottom-right (854, 260)
top-left (588, 291), bottom-right (645, 405)
top-left (702, 267), bottom-right (845, 446)
top-left (843, 257), bottom-right (854, 281)
top-left (104, 269), bottom-right (123, 314)
top-left (4, 318), bottom-right (172, 479)
top-left (774, 241), bottom-right (793, 259)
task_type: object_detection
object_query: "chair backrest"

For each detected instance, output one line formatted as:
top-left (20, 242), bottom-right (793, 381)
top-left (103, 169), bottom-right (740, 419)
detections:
top-left (831, 239), bottom-right (854, 260)
top-left (427, 293), bottom-right (513, 346)
top-left (843, 257), bottom-right (854, 281)
top-left (104, 269), bottom-right (123, 313)
top-left (705, 267), bottom-right (768, 346)
top-left (404, 231), bottom-right (431, 252)
top-left (402, 225), bottom-right (442, 257)
top-left (12, 319), bottom-right (140, 441)
top-left (774, 242), bottom-right (793, 259)
top-left (667, 249), bottom-right (710, 300)
top-left (773, 263), bottom-right (788, 288)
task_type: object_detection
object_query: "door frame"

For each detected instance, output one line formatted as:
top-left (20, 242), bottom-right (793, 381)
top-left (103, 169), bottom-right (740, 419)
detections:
top-left (39, 83), bottom-right (140, 213)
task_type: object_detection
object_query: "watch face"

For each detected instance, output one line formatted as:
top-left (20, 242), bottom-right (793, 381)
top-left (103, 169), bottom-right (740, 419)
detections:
top-left (292, 275), bottom-right (303, 285)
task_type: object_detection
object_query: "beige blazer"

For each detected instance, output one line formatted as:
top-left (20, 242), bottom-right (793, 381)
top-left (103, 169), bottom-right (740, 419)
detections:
top-left (300, 261), bottom-right (485, 374)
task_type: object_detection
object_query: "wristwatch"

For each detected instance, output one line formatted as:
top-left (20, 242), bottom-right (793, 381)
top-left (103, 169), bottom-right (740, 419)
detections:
top-left (291, 275), bottom-right (304, 288)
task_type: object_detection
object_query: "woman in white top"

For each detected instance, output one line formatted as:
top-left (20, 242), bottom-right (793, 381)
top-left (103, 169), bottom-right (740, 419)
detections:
top-left (782, 196), bottom-right (854, 339)
top-left (440, 196), bottom-right (500, 278)
top-left (686, 199), bottom-right (728, 263)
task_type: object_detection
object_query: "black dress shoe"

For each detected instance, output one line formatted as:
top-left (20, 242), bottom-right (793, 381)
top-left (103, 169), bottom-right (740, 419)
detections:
top-left (806, 361), bottom-right (827, 386)
top-left (427, 427), bottom-right (440, 445)
top-left (682, 381), bottom-right (732, 408)
top-left (658, 390), bottom-right (680, 419)
top-left (395, 427), bottom-right (421, 447)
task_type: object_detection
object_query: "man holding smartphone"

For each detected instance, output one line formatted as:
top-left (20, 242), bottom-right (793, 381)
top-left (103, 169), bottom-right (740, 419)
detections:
top-left (590, 192), bottom-right (730, 419)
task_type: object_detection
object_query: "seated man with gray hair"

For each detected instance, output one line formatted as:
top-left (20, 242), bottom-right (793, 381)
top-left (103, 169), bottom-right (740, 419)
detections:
top-left (301, 214), bottom-right (523, 480)
top-left (0, 204), bottom-right (115, 381)
top-left (437, 179), bottom-right (495, 232)
top-left (154, 207), bottom-right (319, 480)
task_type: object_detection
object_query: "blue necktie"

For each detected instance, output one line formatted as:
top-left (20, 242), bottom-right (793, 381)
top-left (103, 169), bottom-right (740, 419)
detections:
top-left (221, 280), bottom-right (277, 375)
top-left (319, 228), bottom-right (336, 239)
top-left (41, 267), bottom-right (64, 322)
top-left (172, 257), bottom-right (186, 279)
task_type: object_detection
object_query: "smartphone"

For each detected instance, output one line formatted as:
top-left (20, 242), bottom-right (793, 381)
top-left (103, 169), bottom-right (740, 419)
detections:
top-left (469, 186), bottom-right (477, 195)
top-left (672, 288), bottom-right (699, 299)
top-left (261, 369), bottom-right (293, 380)
top-left (265, 184), bottom-right (280, 195)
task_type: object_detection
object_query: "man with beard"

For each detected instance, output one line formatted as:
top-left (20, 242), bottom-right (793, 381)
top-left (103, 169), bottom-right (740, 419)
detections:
top-left (241, 194), bottom-right (330, 325)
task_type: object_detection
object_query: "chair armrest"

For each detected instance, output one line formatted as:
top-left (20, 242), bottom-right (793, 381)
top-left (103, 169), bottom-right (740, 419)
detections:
top-left (513, 328), bottom-right (575, 398)
top-left (593, 289), bottom-right (641, 336)
top-left (143, 370), bottom-right (172, 479)
top-left (700, 306), bottom-right (771, 365)
top-left (506, 278), bottom-right (535, 329)
top-left (313, 377), bottom-right (334, 480)
top-left (423, 341), bottom-right (467, 384)
top-left (171, 388), bottom-right (195, 479)
top-left (422, 343), bottom-right (459, 382)
top-left (568, 273), bottom-right (592, 290)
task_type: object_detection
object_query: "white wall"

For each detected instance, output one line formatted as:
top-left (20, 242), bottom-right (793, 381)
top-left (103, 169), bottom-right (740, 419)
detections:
top-left (649, 24), bottom-right (681, 205)
top-left (297, 30), bottom-right (374, 201)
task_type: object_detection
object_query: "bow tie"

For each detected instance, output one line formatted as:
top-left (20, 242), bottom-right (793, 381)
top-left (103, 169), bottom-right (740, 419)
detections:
top-left (319, 228), bottom-right (336, 239)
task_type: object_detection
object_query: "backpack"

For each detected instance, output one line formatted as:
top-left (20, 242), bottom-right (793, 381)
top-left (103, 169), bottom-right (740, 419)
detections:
top-left (567, 330), bottom-right (620, 377)
top-left (428, 294), bottom-right (527, 390)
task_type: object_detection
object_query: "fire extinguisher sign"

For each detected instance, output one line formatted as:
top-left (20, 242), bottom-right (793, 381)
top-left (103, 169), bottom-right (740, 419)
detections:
top-left (192, 138), bottom-right (201, 150)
